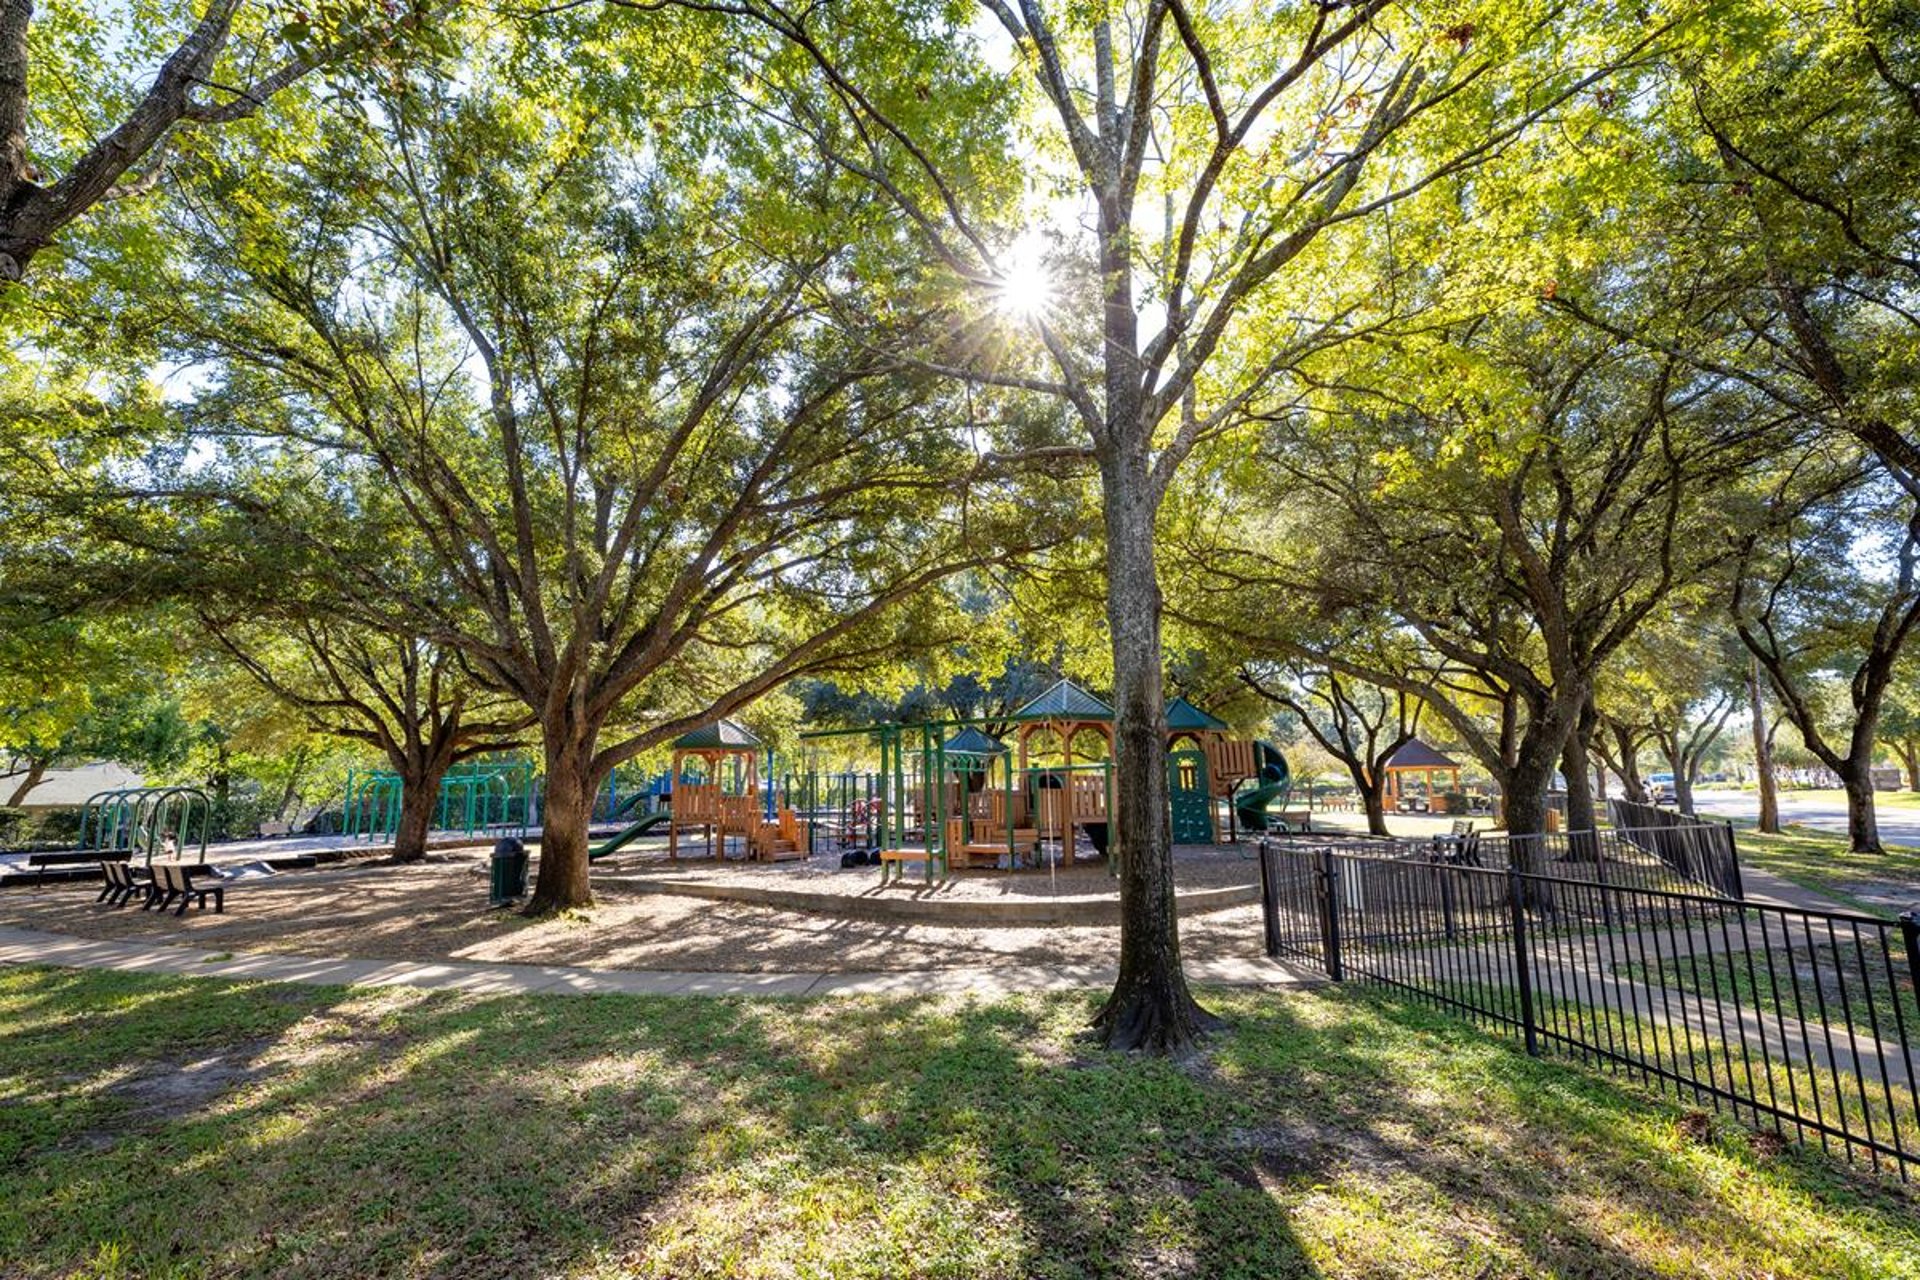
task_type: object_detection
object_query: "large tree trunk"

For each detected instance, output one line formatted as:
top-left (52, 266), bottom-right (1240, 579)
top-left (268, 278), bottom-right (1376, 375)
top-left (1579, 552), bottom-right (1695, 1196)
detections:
top-left (390, 752), bottom-right (454, 863)
top-left (275, 746), bottom-right (308, 821)
top-left (1749, 658), bottom-right (1779, 833)
top-left (1660, 737), bottom-right (1697, 815)
top-left (4, 757), bottom-right (48, 807)
top-left (1840, 761), bottom-right (1881, 854)
top-left (1090, 443), bottom-right (1219, 1053)
top-left (1609, 722), bottom-right (1646, 800)
top-left (1503, 714), bottom-right (1571, 839)
top-left (1902, 742), bottom-right (1920, 793)
top-left (1561, 727), bottom-right (1598, 862)
top-left (1561, 710), bottom-right (1597, 834)
top-left (1359, 774), bottom-right (1391, 837)
top-left (529, 726), bottom-right (597, 914)
top-left (1500, 706), bottom-right (1573, 913)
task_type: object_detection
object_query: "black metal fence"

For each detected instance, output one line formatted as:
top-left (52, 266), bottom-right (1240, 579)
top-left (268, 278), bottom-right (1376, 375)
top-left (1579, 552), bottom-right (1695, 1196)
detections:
top-left (1259, 840), bottom-right (1920, 1179)
top-left (1606, 798), bottom-right (1745, 897)
top-left (1267, 816), bottom-right (1743, 902)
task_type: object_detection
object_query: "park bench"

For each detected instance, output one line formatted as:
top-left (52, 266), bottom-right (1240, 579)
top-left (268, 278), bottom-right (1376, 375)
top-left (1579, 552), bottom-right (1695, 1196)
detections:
top-left (96, 859), bottom-right (152, 908)
top-left (1429, 824), bottom-right (1482, 867)
top-left (145, 861), bottom-right (225, 917)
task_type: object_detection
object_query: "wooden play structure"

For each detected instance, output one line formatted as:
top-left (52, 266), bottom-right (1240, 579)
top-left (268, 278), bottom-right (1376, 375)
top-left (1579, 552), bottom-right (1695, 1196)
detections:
top-left (667, 720), bottom-right (808, 861)
top-left (796, 678), bottom-right (1294, 882)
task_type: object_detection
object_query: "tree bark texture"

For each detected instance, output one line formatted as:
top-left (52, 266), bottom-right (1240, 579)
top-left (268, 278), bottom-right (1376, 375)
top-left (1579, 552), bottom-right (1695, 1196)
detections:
top-left (529, 724), bottom-right (598, 914)
top-left (1748, 658), bottom-right (1779, 834)
top-left (1090, 443), bottom-right (1220, 1052)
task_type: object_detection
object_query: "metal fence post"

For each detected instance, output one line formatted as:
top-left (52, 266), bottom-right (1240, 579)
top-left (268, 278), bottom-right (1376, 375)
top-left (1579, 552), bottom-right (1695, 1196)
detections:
top-left (1257, 837), bottom-right (1280, 957)
top-left (1903, 913), bottom-right (1920, 1022)
top-left (1319, 845), bottom-right (1344, 981)
top-left (1721, 818), bottom-right (1744, 899)
top-left (1506, 865), bottom-right (1540, 1056)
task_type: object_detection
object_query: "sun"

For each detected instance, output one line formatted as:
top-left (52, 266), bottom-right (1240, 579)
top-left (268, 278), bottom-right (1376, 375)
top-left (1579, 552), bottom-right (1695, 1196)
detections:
top-left (991, 232), bottom-right (1054, 321)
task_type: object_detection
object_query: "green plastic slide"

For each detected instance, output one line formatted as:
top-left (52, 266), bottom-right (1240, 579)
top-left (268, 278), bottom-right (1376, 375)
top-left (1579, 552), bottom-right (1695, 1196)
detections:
top-left (1234, 741), bottom-right (1293, 833)
top-left (588, 811), bottom-right (670, 861)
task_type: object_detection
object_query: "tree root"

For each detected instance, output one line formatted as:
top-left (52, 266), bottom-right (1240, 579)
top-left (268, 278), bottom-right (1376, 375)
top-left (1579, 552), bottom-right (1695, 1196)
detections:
top-left (1092, 978), bottom-right (1225, 1054)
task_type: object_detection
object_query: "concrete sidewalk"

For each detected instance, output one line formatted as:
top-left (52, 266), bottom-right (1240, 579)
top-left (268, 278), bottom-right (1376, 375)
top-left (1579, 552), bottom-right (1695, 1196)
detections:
top-left (0, 925), bottom-right (1315, 999)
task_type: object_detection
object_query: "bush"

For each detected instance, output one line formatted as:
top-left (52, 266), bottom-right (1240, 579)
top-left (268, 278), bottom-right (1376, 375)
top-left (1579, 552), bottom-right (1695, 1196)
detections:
top-left (0, 806), bottom-right (84, 850)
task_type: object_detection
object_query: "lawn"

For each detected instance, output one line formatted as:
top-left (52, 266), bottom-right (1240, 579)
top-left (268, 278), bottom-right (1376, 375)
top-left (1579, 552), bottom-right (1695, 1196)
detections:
top-left (1732, 823), bottom-right (1920, 914)
top-left (3, 968), bottom-right (1917, 1279)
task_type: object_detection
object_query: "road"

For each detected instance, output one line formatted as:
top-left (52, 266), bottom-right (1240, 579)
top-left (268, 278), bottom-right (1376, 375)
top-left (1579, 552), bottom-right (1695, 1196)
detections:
top-left (1686, 787), bottom-right (1920, 847)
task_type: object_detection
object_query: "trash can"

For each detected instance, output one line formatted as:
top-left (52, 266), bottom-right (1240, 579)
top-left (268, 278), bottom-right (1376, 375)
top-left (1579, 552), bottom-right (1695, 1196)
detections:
top-left (489, 838), bottom-right (529, 907)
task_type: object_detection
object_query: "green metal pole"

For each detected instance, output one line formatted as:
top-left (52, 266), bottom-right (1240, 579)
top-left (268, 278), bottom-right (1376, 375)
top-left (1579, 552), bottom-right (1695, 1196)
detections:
top-left (1005, 755), bottom-right (1015, 871)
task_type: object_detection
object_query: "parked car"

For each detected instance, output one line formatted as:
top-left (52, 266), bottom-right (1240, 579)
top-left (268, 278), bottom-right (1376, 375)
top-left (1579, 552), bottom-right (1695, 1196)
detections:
top-left (1648, 772), bottom-right (1676, 804)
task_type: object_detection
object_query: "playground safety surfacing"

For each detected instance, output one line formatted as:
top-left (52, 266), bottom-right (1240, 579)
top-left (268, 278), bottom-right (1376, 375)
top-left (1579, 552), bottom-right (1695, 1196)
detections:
top-left (0, 837), bottom-right (1279, 979)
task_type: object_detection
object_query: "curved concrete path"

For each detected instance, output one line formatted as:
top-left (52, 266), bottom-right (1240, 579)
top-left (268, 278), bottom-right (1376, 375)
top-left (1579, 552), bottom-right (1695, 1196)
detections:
top-left (0, 925), bottom-right (1315, 999)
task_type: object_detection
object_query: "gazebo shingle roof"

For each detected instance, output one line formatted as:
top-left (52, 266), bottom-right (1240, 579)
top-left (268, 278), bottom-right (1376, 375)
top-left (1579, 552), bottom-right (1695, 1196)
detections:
top-left (1384, 739), bottom-right (1458, 771)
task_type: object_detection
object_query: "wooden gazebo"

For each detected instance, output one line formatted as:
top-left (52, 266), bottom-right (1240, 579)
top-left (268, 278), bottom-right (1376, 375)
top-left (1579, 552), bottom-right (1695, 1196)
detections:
top-left (1383, 739), bottom-right (1461, 813)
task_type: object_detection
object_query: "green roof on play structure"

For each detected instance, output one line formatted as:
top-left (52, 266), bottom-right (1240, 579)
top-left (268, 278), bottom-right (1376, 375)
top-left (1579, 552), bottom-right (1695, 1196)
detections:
top-left (672, 719), bottom-right (763, 750)
top-left (1009, 678), bottom-right (1115, 722)
top-left (1165, 697), bottom-right (1229, 732)
top-left (942, 727), bottom-right (1007, 756)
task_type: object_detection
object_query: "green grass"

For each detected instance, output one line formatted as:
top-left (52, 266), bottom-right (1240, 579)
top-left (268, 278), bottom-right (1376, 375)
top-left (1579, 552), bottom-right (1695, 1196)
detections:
top-left (2, 968), bottom-right (1917, 1278)
top-left (1731, 823), bottom-right (1920, 914)
top-left (1619, 933), bottom-right (1920, 1043)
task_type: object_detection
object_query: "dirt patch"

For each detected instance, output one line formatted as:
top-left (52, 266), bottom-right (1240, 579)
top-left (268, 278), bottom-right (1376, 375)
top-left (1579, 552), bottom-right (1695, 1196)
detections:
top-left (111, 1043), bottom-right (277, 1117)
top-left (0, 851), bottom-right (1274, 975)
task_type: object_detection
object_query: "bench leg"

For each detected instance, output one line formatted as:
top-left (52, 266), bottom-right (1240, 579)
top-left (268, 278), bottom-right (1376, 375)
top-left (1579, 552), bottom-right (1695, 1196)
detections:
top-left (175, 891), bottom-right (192, 917)
top-left (95, 881), bottom-right (115, 904)
top-left (212, 886), bottom-right (224, 914)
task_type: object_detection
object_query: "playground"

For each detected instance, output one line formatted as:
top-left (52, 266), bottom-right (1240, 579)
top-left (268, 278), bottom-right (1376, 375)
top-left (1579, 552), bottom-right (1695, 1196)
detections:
top-left (0, 682), bottom-right (1317, 973)
top-left (567, 682), bottom-right (1301, 885)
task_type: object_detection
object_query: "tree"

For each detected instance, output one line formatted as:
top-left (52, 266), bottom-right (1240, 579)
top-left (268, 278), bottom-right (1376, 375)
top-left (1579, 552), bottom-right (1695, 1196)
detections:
top-left (0, 615), bottom-right (190, 804)
top-left (116, 21), bottom-right (1060, 912)
top-left (1242, 662), bottom-right (1419, 837)
top-left (0, 0), bottom-right (435, 283)
top-left (1594, 707), bottom-right (1655, 803)
top-left (205, 622), bottom-right (528, 860)
top-left (1559, 0), bottom-right (1920, 479)
top-left (1599, 614), bottom-right (1744, 813)
top-left (1247, 324), bottom-right (1763, 849)
top-left (691, 0), bottom-right (1681, 1050)
top-left (1747, 653), bottom-right (1782, 832)
top-left (1734, 466), bottom-right (1920, 852)
top-left (1876, 683), bottom-right (1920, 793)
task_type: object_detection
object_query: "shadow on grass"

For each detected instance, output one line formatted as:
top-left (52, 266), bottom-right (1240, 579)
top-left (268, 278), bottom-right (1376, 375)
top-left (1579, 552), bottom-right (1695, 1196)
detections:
top-left (1, 967), bottom-right (1916, 1278)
